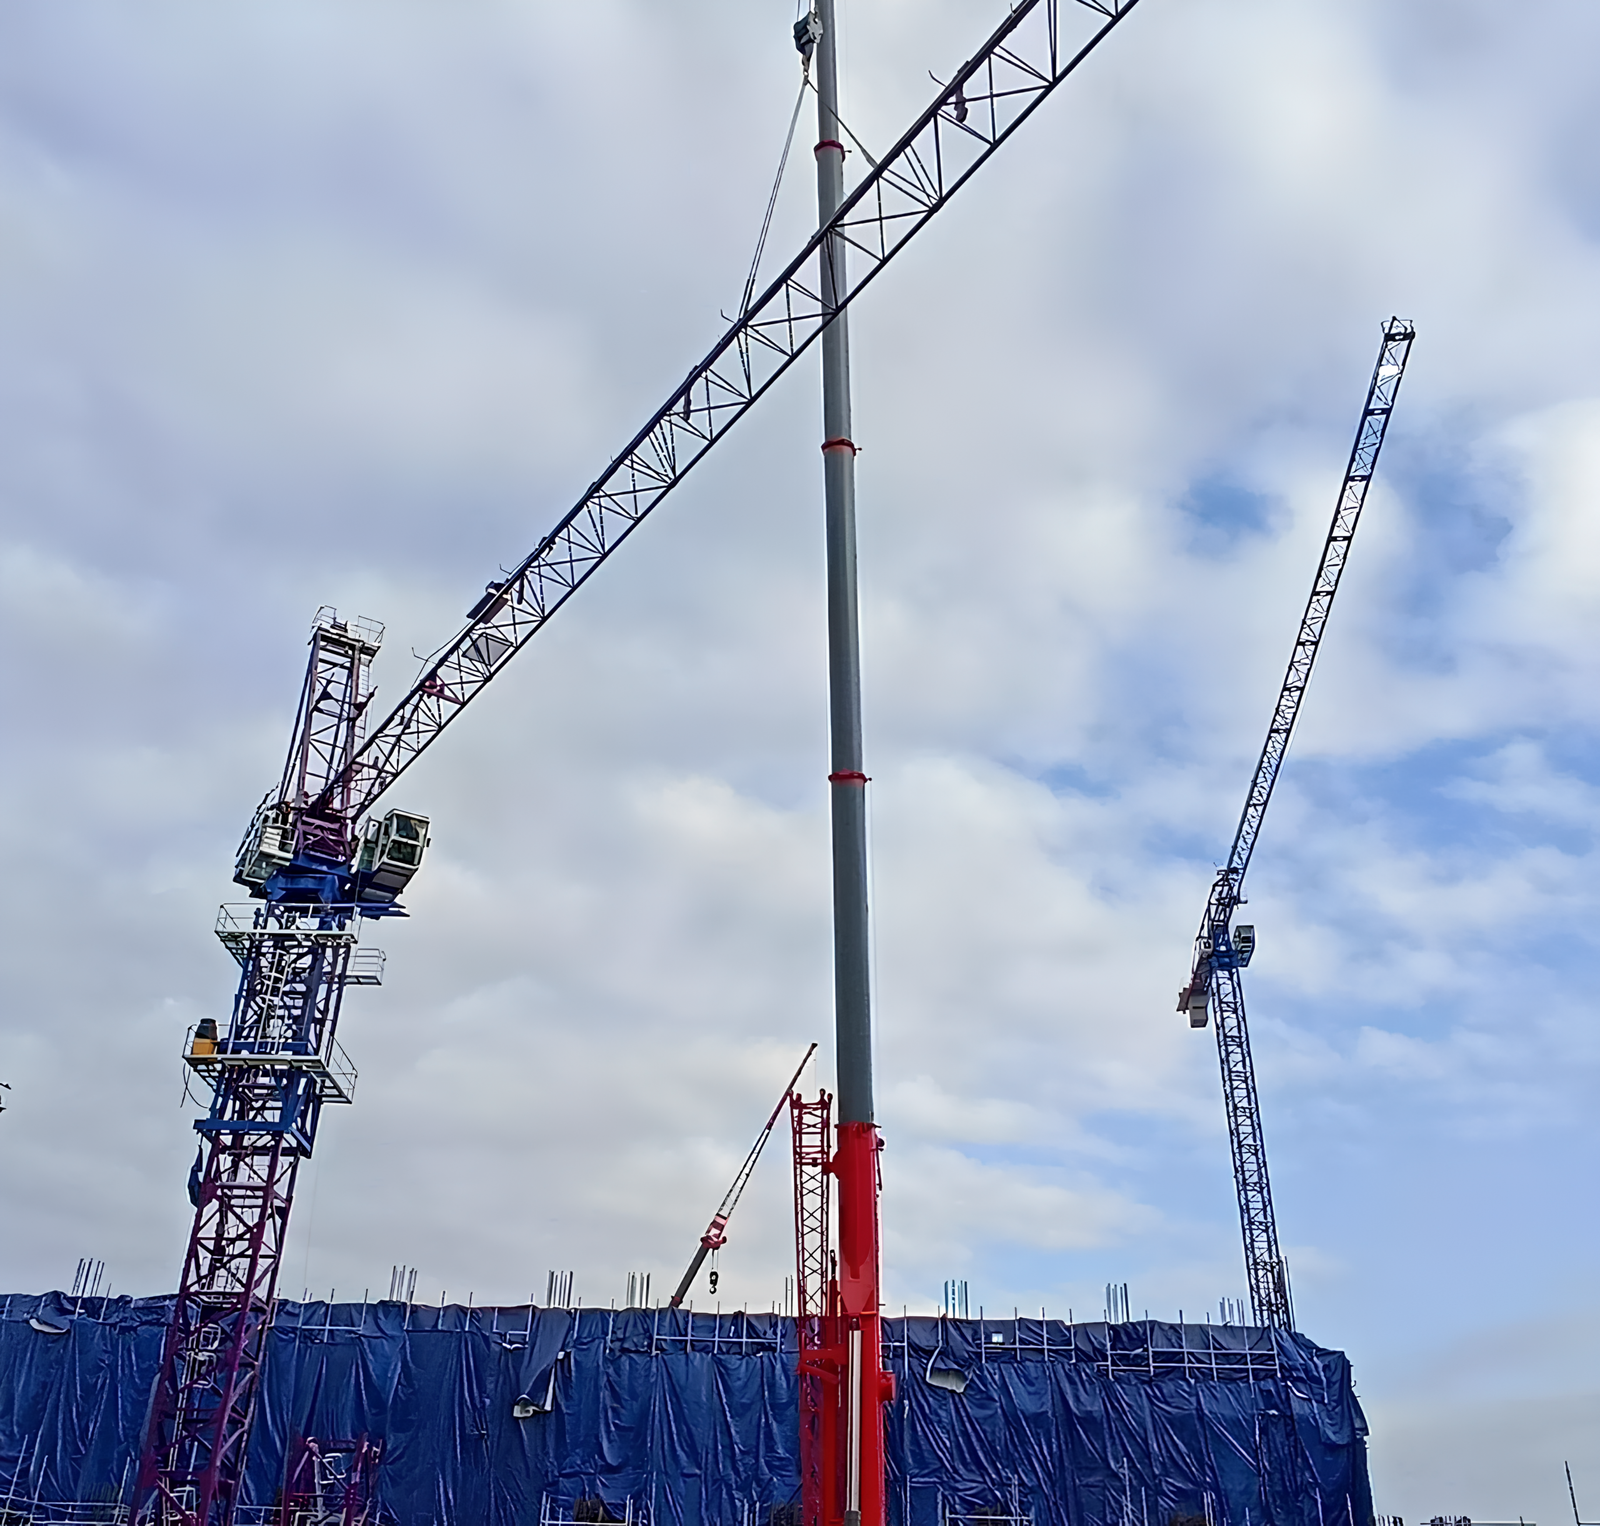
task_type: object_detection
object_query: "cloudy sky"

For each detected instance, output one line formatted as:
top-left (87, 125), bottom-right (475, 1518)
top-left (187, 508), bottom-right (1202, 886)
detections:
top-left (4, 0), bottom-right (1600, 1519)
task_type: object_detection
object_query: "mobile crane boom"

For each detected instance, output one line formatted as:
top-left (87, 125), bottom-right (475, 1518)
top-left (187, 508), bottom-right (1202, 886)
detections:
top-left (666, 1044), bottom-right (817, 1308)
top-left (1178, 318), bottom-right (1415, 1329)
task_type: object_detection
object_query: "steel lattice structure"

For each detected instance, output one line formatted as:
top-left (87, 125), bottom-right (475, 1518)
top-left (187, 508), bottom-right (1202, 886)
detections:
top-left (319, 0), bottom-right (1145, 829)
top-left (1206, 958), bottom-right (1289, 1329)
top-left (790, 1091), bottom-right (835, 1526)
top-left (138, 615), bottom-right (395, 1526)
top-left (1178, 318), bottom-right (1416, 1330)
top-left (140, 4), bottom-right (1154, 1520)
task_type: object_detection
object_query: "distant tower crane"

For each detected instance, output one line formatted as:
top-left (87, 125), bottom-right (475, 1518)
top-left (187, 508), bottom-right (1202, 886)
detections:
top-left (1177, 318), bottom-right (1416, 1330)
top-left (136, 2), bottom-right (1149, 1523)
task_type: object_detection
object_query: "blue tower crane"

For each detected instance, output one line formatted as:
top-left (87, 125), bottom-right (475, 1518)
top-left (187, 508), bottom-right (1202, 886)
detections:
top-left (135, 4), bottom-right (1152, 1522)
top-left (136, 610), bottom-right (430, 1526)
top-left (1177, 318), bottom-right (1415, 1331)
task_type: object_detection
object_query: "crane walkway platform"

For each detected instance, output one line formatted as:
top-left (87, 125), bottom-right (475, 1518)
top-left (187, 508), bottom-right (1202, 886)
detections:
top-left (183, 1034), bottom-right (358, 1105)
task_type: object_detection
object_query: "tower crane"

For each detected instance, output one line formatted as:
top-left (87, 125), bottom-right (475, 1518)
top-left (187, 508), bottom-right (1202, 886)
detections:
top-left (1176, 318), bottom-right (1415, 1331)
top-left (666, 1044), bottom-right (816, 1309)
top-left (134, 4), bottom-right (1150, 1524)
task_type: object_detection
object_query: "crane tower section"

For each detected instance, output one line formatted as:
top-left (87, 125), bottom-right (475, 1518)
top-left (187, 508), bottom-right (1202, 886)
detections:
top-left (1178, 318), bottom-right (1415, 1331)
top-left (667, 1045), bottom-right (817, 1308)
top-left (139, 612), bottom-right (429, 1526)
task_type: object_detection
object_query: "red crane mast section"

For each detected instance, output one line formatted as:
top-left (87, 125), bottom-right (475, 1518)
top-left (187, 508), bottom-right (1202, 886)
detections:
top-left (792, 1092), bottom-right (893, 1526)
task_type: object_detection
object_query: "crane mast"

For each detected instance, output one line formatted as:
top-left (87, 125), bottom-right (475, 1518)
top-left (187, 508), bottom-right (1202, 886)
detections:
top-left (1178, 318), bottom-right (1415, 1330)
top-left (137, 611), bottom-right (429, 1526)
top-left (138, 4), bottom-right (1150, 1521)
top-left (812, 5), bottom-right (886, 1524)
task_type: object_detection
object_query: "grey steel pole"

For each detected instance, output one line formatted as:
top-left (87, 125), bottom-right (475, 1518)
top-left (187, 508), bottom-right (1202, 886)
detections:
top-left (813, 0), bottom-right (873, 1129)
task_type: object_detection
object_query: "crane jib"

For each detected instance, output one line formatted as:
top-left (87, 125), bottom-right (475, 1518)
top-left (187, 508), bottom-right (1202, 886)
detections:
top-left (312, 0), bottom-right (1145, 829)
top-left (1181, 318), bottom-right (1416, 1003)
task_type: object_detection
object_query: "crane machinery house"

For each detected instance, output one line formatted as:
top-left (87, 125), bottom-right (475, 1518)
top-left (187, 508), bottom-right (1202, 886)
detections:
top-left (356, 811), bottom-right (432, 902)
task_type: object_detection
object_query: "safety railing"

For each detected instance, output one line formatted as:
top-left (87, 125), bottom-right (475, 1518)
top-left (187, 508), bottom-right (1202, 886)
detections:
top-left (184, 1028), bottom-right (358, 1105)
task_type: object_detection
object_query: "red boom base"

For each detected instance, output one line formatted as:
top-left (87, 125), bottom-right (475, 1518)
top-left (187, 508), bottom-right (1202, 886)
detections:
top-left (794, 1101), bottom-right (892, 1526)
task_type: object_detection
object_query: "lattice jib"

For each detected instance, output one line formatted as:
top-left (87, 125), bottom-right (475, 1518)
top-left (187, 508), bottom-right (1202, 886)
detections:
top-left (319, 0), bottom-right (1148, 827)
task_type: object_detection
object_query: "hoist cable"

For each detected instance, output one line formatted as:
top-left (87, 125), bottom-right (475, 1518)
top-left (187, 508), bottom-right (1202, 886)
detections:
top-left (740, 75), bottom-right (811, 316)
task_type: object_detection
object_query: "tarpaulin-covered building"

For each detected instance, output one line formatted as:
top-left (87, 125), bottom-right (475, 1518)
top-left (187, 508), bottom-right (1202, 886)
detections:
top-left (0, 1293), bottom-right (1370, 1526)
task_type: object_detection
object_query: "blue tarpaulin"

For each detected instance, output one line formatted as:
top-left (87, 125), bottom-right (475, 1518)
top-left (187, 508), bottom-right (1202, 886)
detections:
top-left (0, 1293), bottom-right (1370, 1526)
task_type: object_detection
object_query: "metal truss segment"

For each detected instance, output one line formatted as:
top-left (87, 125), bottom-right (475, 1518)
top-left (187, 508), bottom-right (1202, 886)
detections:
top-left (317, 0), bottom-right (1148, 827)
top-left (1212, 969), bottom-right (1291, 1330)
top-left (143, 905), bottom-right (366, 1525)
top-left (790, 1090), bottom-right (834, 1526)
top-left (146, 3), bottom-right (1161, 1518)
top-left (994, 45), bottom-right (1053, 86)
top-left (275, 613), bottom-right (382, 866)
top-left (1178, 319), bottom-right (1414, 1332)
top-left (147, 620), bottom-right (387, 1526)
top-left (1215, 319), bottom-right (1415, 890)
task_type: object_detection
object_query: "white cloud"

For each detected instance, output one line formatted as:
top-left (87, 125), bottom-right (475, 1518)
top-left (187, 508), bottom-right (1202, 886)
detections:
top-left (3, 0), bottom-right (1600, 1511)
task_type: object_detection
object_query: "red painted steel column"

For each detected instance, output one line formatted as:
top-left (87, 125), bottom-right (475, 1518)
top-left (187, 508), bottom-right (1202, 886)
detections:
top-left (834, 1122), bottom-right (888, 1526)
